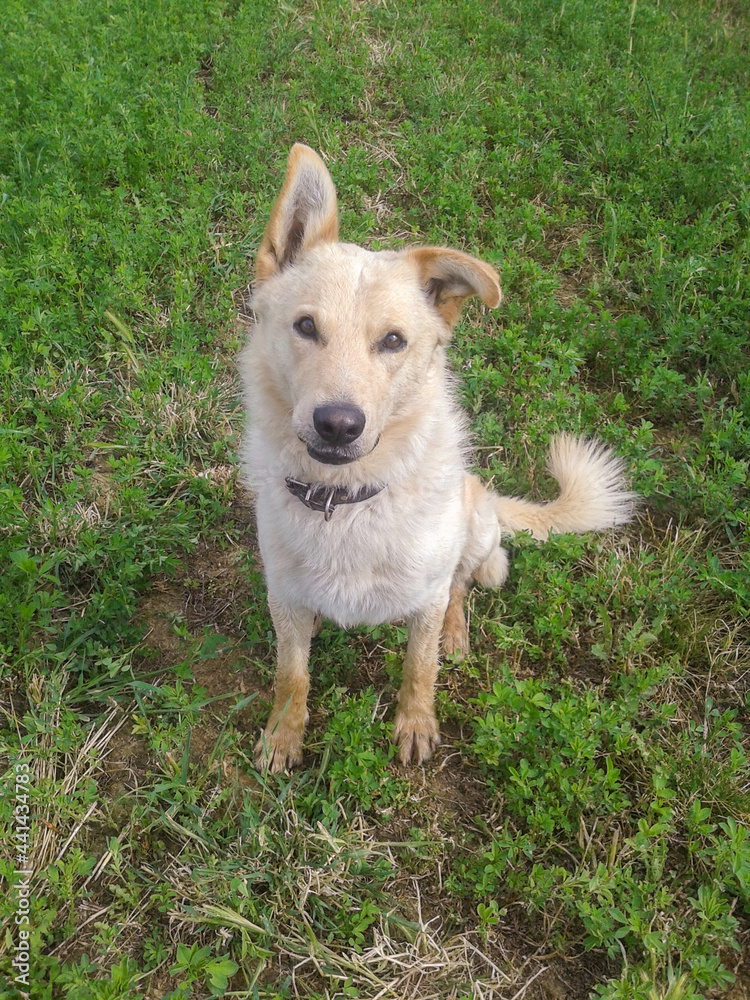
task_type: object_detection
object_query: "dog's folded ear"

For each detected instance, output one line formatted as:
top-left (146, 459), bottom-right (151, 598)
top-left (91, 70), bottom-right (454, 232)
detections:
top-left (256, 144), bottom-right (339, 284)
top-left (405, 247), bottom-right (501, 333)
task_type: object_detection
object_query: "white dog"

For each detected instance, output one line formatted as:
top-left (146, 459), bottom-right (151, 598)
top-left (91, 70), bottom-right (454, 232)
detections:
top-left (239, 144), bottom-right (632, 772)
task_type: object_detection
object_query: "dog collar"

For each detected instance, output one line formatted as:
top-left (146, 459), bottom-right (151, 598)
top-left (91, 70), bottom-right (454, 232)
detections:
top-left (285, 477), bottom-right (385, 521)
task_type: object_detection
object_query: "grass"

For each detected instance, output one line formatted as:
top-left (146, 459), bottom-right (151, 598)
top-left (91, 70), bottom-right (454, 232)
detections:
top-left (0, 0), bottom-right (748, 996)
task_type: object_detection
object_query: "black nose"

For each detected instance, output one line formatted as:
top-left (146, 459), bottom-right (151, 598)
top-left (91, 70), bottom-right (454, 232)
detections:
top-left (313, 403), bottom-right (366, 446)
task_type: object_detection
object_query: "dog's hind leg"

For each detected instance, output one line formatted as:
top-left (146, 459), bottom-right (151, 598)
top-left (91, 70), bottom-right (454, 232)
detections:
top-left (443, 536), bottom-right (511, 660)
top-left (443, 475), bottom-right (510, 660)
top-left (393, 592), bottom-right (450, 765)
top-left (255, 597), bottom-right (316, 774)
top-left (442, 574), bottom-right (472, 661)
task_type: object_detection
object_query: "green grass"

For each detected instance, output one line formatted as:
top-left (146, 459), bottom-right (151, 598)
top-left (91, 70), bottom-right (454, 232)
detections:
top-left (1, 0), bottom-right (749, 997)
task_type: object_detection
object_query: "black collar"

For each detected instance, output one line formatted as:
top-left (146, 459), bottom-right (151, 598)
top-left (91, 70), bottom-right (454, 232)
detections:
top-left (285, 477), bottom-right (385, 521)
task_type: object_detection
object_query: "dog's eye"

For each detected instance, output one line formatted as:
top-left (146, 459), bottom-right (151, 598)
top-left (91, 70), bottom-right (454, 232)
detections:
top-left (379, 331), bottom-right (406, 352)
top-left (294, 316), bottom-right (317, 339)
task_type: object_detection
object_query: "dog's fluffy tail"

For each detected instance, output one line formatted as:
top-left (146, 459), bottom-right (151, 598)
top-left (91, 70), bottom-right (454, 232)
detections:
top-left (494, 434), bottom-right (635, 540)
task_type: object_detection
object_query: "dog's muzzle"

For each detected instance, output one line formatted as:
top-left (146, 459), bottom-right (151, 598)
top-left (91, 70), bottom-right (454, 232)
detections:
top-left (307, 403), bottom-right (366, 464)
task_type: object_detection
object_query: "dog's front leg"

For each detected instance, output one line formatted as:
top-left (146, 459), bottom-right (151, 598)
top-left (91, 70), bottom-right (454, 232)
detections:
top-left (392, 594), bottom-right (449, 766)
top-left (254, 597), bottom-right (315, 773)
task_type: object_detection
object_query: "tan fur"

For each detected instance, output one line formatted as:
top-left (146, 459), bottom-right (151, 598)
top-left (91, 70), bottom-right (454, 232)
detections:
top-left (240, 145), bottom-right (634, 772)
top-left (405, 247), bottom-right (502, 331)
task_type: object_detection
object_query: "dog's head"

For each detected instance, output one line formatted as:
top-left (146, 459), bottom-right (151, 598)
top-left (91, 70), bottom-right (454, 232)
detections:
top-left (247, 144), bottom-right (501, 478)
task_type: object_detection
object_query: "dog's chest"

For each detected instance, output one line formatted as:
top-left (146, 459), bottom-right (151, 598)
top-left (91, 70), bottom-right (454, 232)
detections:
top-left (255, 481), bottom-right (464, 626)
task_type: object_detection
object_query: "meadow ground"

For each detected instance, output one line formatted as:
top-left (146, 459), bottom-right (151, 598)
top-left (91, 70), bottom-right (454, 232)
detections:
top-left (1, 1), bottom-right (749, 997)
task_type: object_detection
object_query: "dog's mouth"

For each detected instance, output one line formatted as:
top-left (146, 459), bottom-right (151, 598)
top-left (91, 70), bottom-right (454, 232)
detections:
top-left (303, 437), bottom-right (380, 466)
top-left (306, 444), bottom-right (358, 466)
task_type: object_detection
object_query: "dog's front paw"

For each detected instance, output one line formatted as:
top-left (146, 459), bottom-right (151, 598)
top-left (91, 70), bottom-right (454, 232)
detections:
top-left (254, 726), bottom-right (303, 774)
top-left (392, 710), bottom-right (440, 766)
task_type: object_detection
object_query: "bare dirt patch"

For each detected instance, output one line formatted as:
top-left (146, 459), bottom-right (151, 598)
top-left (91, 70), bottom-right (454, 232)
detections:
top-left (132, 482), bottom-right (270, 747)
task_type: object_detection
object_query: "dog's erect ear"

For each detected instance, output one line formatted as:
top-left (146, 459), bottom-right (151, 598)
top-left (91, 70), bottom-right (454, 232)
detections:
top-left (255, 144), bottom-right (339, 284)
top-left (405, 247), bottom-right (501, 333)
